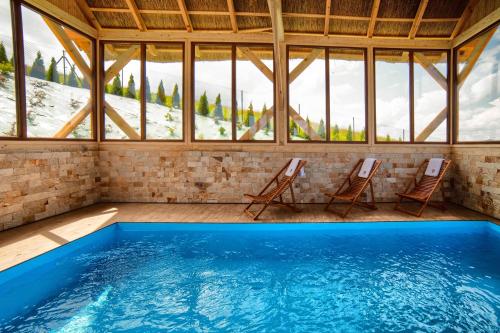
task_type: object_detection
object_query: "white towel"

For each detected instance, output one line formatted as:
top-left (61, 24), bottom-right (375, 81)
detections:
top-left (285, 158), bottom-right (305, 177)
top-left (424, 158), bottom-right (444, 177)
top-left (357, 158), bottom-right (376, 178)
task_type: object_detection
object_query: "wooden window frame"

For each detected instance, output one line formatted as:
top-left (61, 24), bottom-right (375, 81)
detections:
top-left (0, 0), bottom-right (98, 141)
top-left (100, 41), bottom-right (185, 142)
top-left (190, 42), bottom-right (276, 143)
top-left (452, 20), bottom-right (500, 144)
top-left (373, 48), bottom-right (451, 144)
top-left (286, 45), bottom-right (369, 144)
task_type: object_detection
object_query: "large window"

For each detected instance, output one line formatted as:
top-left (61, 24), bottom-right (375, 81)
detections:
top-left (22, 5), bottom-right (94, 139)
top-left (192, 43), bottom-right (275, 141)
top-left (455, 23), bottom-right (500, 142)
top-left (102, 42), bottom-right (184, 141)
top-left (375, 49), bottom-right (449, 143)
top-left (0, 0), bottom-right (16, 137)
top-left (288, 46), bottom-right (367, 142)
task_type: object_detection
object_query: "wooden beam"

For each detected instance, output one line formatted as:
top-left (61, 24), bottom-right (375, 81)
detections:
top-left (176, 0), bottom-right (193, 32)
top-left (451, 0), bottom-right (480, 38)
top-left (457, 29), bottom-right (495, 85)
top-left (452, 7), bottom-right (500, 47)
top-left (289, 48), bottom-right (323, 83)
top-left (75, 0), bottom-right (101, 31)
top-left (409, 0), bottom-right (429, 39)
top-left (226, 0), bottom-right (238, 33)
top-left (413, 53), bottom-right (447, 90)
top-left (324, 0), bottom-right (332, 36)
top-left (239, 107), bottom-right (274, 140)
top-left (44, 19), bottom-right (92, 83)
top-left (104, 45), bottom-right (140, 83)
top-left (104, 102), bottom-right (141, 140)
top-left (415, 107), bottom-right (447, 142)
top-left (289, 106), bottom-right (321, 140)
top-left (367, 0), bottom-right (381, 38)
top-left (237, 47), bottom-right (273, 81)
top-left (54, 100), bottom-right (92, 138)
top-left (125, 0), bottom-right (147, 31)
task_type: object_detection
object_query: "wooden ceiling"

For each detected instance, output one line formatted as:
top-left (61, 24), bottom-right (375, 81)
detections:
top-left (75, 0), bottom-right (480, 39)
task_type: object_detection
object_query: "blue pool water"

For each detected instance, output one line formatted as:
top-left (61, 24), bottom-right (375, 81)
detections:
top-left (0, 221), bottom-right (499, 332)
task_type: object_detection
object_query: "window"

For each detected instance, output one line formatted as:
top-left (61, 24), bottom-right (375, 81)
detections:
top-left (288, 46), bottom-right (367, 142)
top-left (192, 43), bottom-right (275, 141)
top-left (145, 43), bottom-right (183, 140)
top-left (22, 5), bottom-right (94, 139)
top-left (375, 49), bottom-right (449, 143)
top-left (375, 50), bottom-right (410, 142)
top-left (103, 43), bottom-right (141, 140)
top-left (0, 0), bottom-right (16, 137)
top-left (455, 23), bottom-right (500, 142)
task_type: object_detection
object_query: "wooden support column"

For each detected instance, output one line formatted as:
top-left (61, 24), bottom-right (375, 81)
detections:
top-left (367, 46), bottom-right (375, 145)
top-left (185, 40), bottom-right (192, 143)
top-left (104, 102), bottom-right (141, 139)
top-left (54, 101), bottom-right (93, 138)
top-left (237, 47), bottom-right (273, 81)
top-left (104, 45), bottom-right (140, 83)
top-left (288, 48), bottom-right (323, 83)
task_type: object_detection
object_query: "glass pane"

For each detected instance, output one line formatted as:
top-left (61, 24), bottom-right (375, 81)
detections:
top-left (329, 48), bottom-right (366, 142)
top-left (145, 44), bottom-right (183, 140)
top-left (457, 25), bottom-right (500, 142)
top-left (414, 50), bottom-right (448, 142)
top-left (103, 43), bottom-right (141, 140)
top-left (236, 46), bottom-right (274, 141)
top-left (22, 6), bottom-right (93, 139)
top-left (0, 0), bottom-right (16, 137)
top-left (193, 44), bottom-right (232, 140)
top-left (289, 47), bottom-right (326, 141)
top-left (375, 50), bottom-right (410, 142)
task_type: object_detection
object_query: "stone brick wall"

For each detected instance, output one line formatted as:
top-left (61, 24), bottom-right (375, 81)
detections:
top-left (0, 143), bottom-right (100, 231)
top-left (450, 147), bottom-right (500, 219)
top-left (98, 145), bottom-right (450, 204)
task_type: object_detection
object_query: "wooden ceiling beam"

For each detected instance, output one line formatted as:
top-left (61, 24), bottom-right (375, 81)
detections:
top-left (75, 0), bottom-right (101, 31)
top-left (125, 0), bottom-right (147, 31)
top-left (409, 0), bottom-right (429, 39)
top-left (367, 0), bottom-right (381, 38)
top-left (451, 0), bottom-right (480, 38)
top-left (324, 0), bottom-right (331, 36)
top-left (227, 0), bottom-right (238, 33)
top-left (176, 0), bottom-right (193, 32)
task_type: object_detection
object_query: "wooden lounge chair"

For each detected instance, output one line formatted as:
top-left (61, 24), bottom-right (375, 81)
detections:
top-left (244, 158), bottom-right (307, 220)
top-left (324, 158), bottom-right (382, 218)
top-left (394, 158), bottom-right (451, 217)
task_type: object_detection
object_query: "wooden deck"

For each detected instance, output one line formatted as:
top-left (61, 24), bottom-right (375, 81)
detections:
top-left (0, 202), bottom-right (498, 271)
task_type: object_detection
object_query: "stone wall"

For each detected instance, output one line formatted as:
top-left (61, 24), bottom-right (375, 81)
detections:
top-left (0, 143), bottom-right (100, 231)
top-left (450, 147), bottom-right (500, 219)
top-left (98, 145), bottom-right (451, 204)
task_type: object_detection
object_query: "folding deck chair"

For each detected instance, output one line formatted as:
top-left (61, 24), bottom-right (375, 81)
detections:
top-left (324, 158), bottom-right (382, 218)
top-left (243, 158), bottom-right (307, 220)
top-left (394, 158), bottom-right (451, 217)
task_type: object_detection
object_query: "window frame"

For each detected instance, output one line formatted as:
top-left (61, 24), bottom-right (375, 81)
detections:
top-left (373, 48), bottom-right (451, 144)
top-left (452, 20), bottom-right (500, 144)
top-left (100, 41), bottom-right (185, 142)
top-left (190, 42), bottom-right (276, 143)
top-left (1, 0), bottom-right (98, 141)
top-left (286, 45), bottom-right (369, 144)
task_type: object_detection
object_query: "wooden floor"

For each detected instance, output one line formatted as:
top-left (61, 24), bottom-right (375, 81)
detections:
top-left (0, 202), bottom-right (498, 271)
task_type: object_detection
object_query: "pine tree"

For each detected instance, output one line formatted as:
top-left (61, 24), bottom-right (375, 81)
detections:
top-left (0, 42), bottom-right (8, 63)
top-left (144, 77), bottom-right (151, 102)
top-left (305, 116), bottom-right (311, 139)
top-left (290, 119), bottom-right (298, 136)
top-left (213, 93), bottom-right (223, 120)
top-left (172, 83), bottom-right (181, 108)
top-left (156, 80), bottom-right (166, 105)
top-left (346, 125), bottom-right (353, 141)
top-left (45, 57), bottom-right (59, 83)
top-left (66, 65), bottom-right (79, 87)
top-left (30, 51), bottom-right (46, 79)
top-left (126, 74), bottom-right (136, 98)
top-left (360, 128), bottom-right (366, 141)
top-left (263, 104), bottom-right (270, 133)
top-left (318, 118), bottom-right (326, 139)
top-left (332, 124), bottom-right (340, 141)
top-left (386, 134), bottom-right (391, 141)
top-left (245, 102), bottom-right (255, 127)
top-left (198, 91), bottom-right (209, 116)
top-left (9, 56), bottom-right (14, 66)
top-left (111, 75), bottom-right (122, 95)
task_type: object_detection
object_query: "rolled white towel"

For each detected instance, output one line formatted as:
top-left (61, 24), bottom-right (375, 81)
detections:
top-left (285, 158), bottom-right (305, 177)
top-left (358, 158), bottom-right (376, 178)
top-left (424, 158), bottom-right (444, 177)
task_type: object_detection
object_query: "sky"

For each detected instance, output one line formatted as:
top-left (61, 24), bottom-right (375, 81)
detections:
top-left (0, 0), bottom-right (498, 141)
